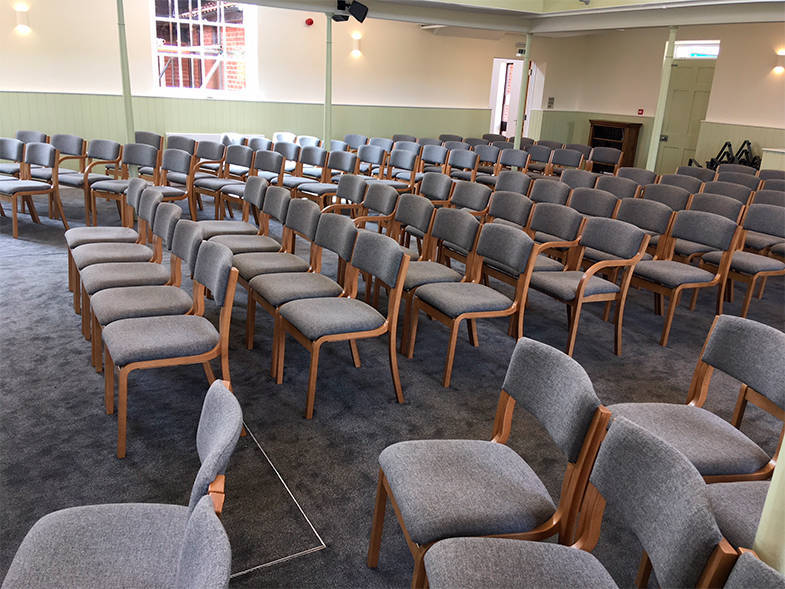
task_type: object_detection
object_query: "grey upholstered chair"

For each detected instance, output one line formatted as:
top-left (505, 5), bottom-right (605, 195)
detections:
top-left (520, 137), bottom-right (535, 150)
top-left (275, 231), bottom-right (410, 418)
top-left (280, 146), bottom-right (327, 190)
top-left (418, 144), bottom-right (449, 177)
top-left (547, 148), bottom-right (584, 176)
top-left (390, 193), bottom-right (436, 260)
top-left (614, 197), bottom-right (674, 259)
top-left (762, 178), bottom-right (785, 191)
top-left (724, 550), bottom-right (785, 588)
top-left (758, 169), bottom-right (785, 181)
top-left (716, 171), bottom-right (762, 192)
top-left (0, 142), bottom-right (68, 237)
top-left (393, 133), bottom-right (417, 143)
top-left (529, 178), bottom-right (570, 204)
top-left (329, 139), bottom-right (348, 152)
top-left (631, 210), bottom-right (740, 345)
top-left (415, 172), bottom-right (453, 206)
top-left (355, 144), bottom-right (385, 178)
top-left (297, 151), bottom-right (359, 207)
top-left (0, 137), bottom-right (25, 178)
top-left (447, 180), bottom-right (492, 216)
top-left (273, 131), bottom-right (296, 144)
top-left (568, 187), bottom-right (620, 218)
top-left (192, 141), bottom-right (227, 180)
top-left (616, 166), bottom-right (657, 185)
top-left (15, 129), bottom-right (48, 143)
top-left (348, 183), bottom-right (400, 233)
top-left (369, 136), bottom-right (394, 154)
top-left (488, 191), bottom-right (533, 229)
top-left (489, 170), bottom-right (530, 195)
top-left (564, 144), bottom-right (593, 159)
top-left (536, 139), bottom-right (563, 150)
top-left (493, 148), bottom-right (530, 176)
top-left (586, 147), bottom-right (622, 173)
top-left (296, 135), bottom-right (322, 148)
top-left (482, 133), bottom-right (507, 143)
top-left (2, 380), bottom-right (240, 588)
top-left (677, 165), bottom-right (715, 182)
top-left (640, 182), bottom-right (692, 210)
top-left (106, 131), bottom-right (162, 181)
top-left (595, 175), bottom-right (639, 199)
top-left (393, 140), bottom-right (421, 154)
top-left (343, 133), bottom-right (367, 152)
top-left (524, 144), bottom-right (552, 174)
top-left (527, 202), bottom-right (584, 246)
top-left (702, 180), bottom-right (754, 205)
top-left (248, 136), bottom-right (273, 152)
top-left (752, 189), bottom-right (785, 207)
top-left (407, 223), bottom-right (540, 386)
top-left (373, 149), bottom-right (418, 192)
top-left (30, 133), bottom-right (87, 181)
top-left (560, 168), bottom-right (597, 190)
top-left (492, 140), bottom-right (514, 150)
top-left (658, 172), bottom-right (703, 193)
top-left (210, 178), bottom-right (278, 254)
top-left (247, 212), bottom-right (358, 371)
top-left (443, 140), bottom-right (469, 152)
top-left (154, 148), bottom-right (195, 215)
top-left (102, 241), bottom-right (239, 457)
top-left (465, 137), bottom-right (489, 148)
top-left (529, 217), bottom-right (649, 355)
top-left (716, 163), bottom-right (757, 176)
top-left (446, 149), bottom-right (480, 182)
top-left (370, 336), bottom-right (611, 586)
top-left (166, 134), bottom-right (198, 154)
top-left (193, 145), bottom-right (254, 219)
top-left (416, 137), bottom-right (441, 147)
top-left (274, 141), bottom-right (301, 174)
top-left (469, 144), bottom-right (500, 177)
top-left (439, 133), bottom-right (463, 142)
top-left (251, 149), bottom-right (285, 187)
top-left (688, 192), bottom-right (745, 222)
top-left (740, 202), bottom-right (785, 253)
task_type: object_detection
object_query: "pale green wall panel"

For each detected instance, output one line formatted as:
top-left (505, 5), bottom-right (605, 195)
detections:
top-left (694, 121), bottom-right (785, 167)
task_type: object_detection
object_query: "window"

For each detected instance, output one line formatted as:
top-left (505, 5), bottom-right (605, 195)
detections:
top-left (153, 0), bottom-right (249, 92)
top-left (674, 40), bottom-right (720, 59)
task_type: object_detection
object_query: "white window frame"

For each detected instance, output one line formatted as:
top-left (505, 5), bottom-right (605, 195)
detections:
top-left (674, 40), bottom-right (720, 60)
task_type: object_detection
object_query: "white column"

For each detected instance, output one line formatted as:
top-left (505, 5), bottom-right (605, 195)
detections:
top-left (323, 15), bottom-right (333, 146)
top-left (754, 460), bottom-right (785, 573)
top-left (513, 32), bottom-right (533, 151)
top-left (646, 26), bottom-right (677, 171)
top-left (116, 0), bottom-right (135, 143)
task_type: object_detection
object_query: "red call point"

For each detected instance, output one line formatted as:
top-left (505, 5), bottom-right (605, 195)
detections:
top-left (305, 17), bottom-right (314, 26)
top-left (637, 108), bottom-right (644, 115)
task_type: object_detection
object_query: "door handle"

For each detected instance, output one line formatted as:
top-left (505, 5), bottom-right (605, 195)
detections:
top-left (660, 135), bottom-right (668, 142)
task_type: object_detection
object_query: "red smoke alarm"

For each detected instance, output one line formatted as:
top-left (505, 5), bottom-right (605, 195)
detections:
top-left (305, 17), bottom-right (314, 26)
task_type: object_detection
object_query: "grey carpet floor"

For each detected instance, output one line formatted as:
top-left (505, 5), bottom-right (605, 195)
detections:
top-left (1, 187), bottom-right (783, 588)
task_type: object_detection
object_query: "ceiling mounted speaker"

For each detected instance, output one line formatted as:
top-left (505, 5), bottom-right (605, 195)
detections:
top-left (331, 13), bottom-right (349, 21)
top-left (348, 1), bottom-right (368, 22)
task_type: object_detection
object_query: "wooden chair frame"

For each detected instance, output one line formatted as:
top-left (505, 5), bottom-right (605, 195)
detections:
top-left (104, 267), bottom-right (239, 458)
top-left (367, 392), bottom-right (612, 588)
top-left (90, 156), bottom-right (161, 227)
top-left (157, 152), bottom-right (196, 215)
top-left (193, 151), bottom-right (255, 221)
top-left (295, 159), bottom-right (361, 208)
top-left (75, 148), bottom-right (123, 225)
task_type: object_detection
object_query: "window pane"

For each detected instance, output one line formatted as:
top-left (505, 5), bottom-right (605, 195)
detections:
top-left (224, 4), bottom-right (244, 24)
top-left (155, 0), bottom-right (173, 18)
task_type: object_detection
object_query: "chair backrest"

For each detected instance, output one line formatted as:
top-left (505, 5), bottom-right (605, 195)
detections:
top-left (493, 140), bottom-right (514, 150)
top-left (450, 181), bottom-right (491, 211)
top-left (716, 171), bottom-right (761, 191)
top-left (581, 217), bottom-right (646, 260)
top-left (274, 141), bottom-right (300, 163)
top-left (135, 131), bottom-right (163, 149)
top-left (123, 143), bottom-right (159, 168)
top-left (465, 137), bottom-right (489, 147)
top-left (495, 170), bottom-right (530, 195)
top-left (430, 208), bottom-right (481, 255)
top-left (254, 149), bottom-right (284, 174)
top-left (530, 178), bottom-right (570, 204)
top-left (702, 181), bottom-right (752, 204)
top-left (588, 146), bottom-right (622, 166)
top-left (0, 138), bottom-right (24, 162)
top-left (689, 193), bottom-right (744, 221)
top-left (677, 165), bottom-right (715, 182)
top-left (498, 148), bottom-right (528, 169)
top-left (502, 337), bottom-right (602, 463)
top-left (16, 130), bottom-right (47, 143)
top-left (326, 150), bottom-right (357, 173)
top-left (565, 143), bottom-right (592, 158)
top-left (350, 230), bottom-right (405, 288)
top-left (419, 172), bottom-right (453, 202)
top-left (439, 134), bottom-right (463, 142)
top-left (363, 183), bottom-right (398, 215)
top-left (483, 133), bottom-right (507, 143)
top-left (421, 144), bottom-right (447, 165)
top-left (138, 187), bottom-right (164, 224)
top-left (615, 198), bottom-right (672, 236)
top-left (329, 139), bottom-right (348, 152)
top-left (569, 187), bottom-right (619, 218)
top-left (617, 166), bottom-right (657, 185)
top-left (417, 137), bottom-right (442, 147)
top-left (550, 148), bottom-right (583, 169)
top-left (161, 148), bottom-right (193, 174)
top-left (393, 134), bottom-right (417, 143)
top-left (166, 135), bottom-right (197, 154)
top-left (716, 163), bottom-right (757, 175)
top-left (530, 203), bottom-right (584, 241)
top-left (248, 136), bottom-right (273, 151)
top-left (297, 135), bottom-right (321, 148)
top-left (528, 144), bottom-right (552, 163)
top-left (659, 173), bottom-right (703, 193)
top-left (393, 140), bottom-right (421, 154)
top-left (395, 194), bottom-right (435, 235)
top-left (262, 186), bottom-right (290, 224)
top-left (387, 149), bottom-right (417, 172)
top-left (225, 144), bottom-right (253, 168)
top-left (300, 145), bottom-right (327, 169)
top-left (447, 149), bottom-right (478, 170)
top-left (189, 380), bottom-right (243, 511)
top-left (87, 139), bottom-right (122, 161)
top-left (489, 191), bottom-right (533, 227)
top-left (193, 240), bottom-right (234, 306)
top-left (595, 175), bottom-right (638, 199)
top-left (196, 141), bottom-right (225, 161)
top-left (284, 197), bottom-right (321, 242)
top-left (126, 177), bottom-right (148, 212)
top-left (723, 551), bottom-right (785, 589)
top-left (744, 203), bottom-right (785, 240)
top-left (273, 131), bottom-right (296, 143)
top-left (171, 219), bottom-right (204, 273)
top-left (369, 137), bottom-right (394, 152)
top-left (175, 495), bottom-right (232, 589)
top-left (752, 189), bottom-right (785, 207)
top-left (474, 144), bottom-right (499, 164)
top-left (344, 133), bottom-right (368, 150)
top-left (764, 178), bottom-right (785, 191)
top-left (642, 183), bottom-right (691, 210)
top-left (443, 141), bottom-right (469, 151)
top-left (591, 417), bottom-right (723, 588)
top-left (242, 176), bottom-right (268, 211)
top-left (23, 142), bottom-right (57, 168)
top-left (520, 137), bottom-right (535, 149)
top-left (670, 210), bottom-right (738, 251)
top-left (476, 222), bottom-right (535, 278)
top-left (561, 168), bottom-right (597, 190)
top-left (51, 134), bottom-right (85, 157)
top-left (335, 174), bottom-right (367, 204)
top-left (220, 133), bottom-right (243, 146)
top-left (314, 212), bottom-right (358, 261)
top-left (151, 202), bottom-right (182, 247)
top-left (537, 139), bottom-right (564, 150)
top-left (759, 169), bottom-right (785, 181)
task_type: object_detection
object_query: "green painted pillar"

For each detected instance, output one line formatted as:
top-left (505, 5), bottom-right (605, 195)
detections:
top-left (323, 15), bottom-right (333, 145)
top-left (513, 33), bottom-right (532, 151)
top-left (646, 26), bottom-right (678, 172)
top-left (754, 460), bottom-right (785, 573)
top-left (116, 0), bottom-right (135, 144)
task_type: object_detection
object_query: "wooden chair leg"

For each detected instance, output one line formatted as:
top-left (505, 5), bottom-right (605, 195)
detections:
top-left (203, 361), bottom-right (216, 383)
top-left (731, 385), bottom-right (748, 428)
top-left (117, 367), bottom-right (129, 459)
top-left (0, 200), bottom-right (5, 216)
top-left (389, 331), bottom-right (405, 404)
top-left (24, 195), bottom-right (40, 223)
top-left (67, 250), bottom-right (75, 292)
top-left (565, 301), bottom-right (583, 357)
top-left (740, 278), bottom-right (756, 318)
top-left (275, 317), bottom-right (286, 385)
top-left (442, 321), bottom-right (462, 388)
top-left (367, 469), bottom-right (388, 568)
top-left (81, 288), bottom-right (91, 340)
top-left (92, 313), bottom-right (102, 372)
top-left (411, 550), bottom-right (428, 589)
top-left (659, 290), bottom-right (682, 347)
top-left (467, 318), bottom-right (478, 347)
top-left (613, 297), bottom-right (626, 356)
top-left (188, 191), bottom-right (198, 221)
top-left (727, 278), bottom-right (735, 302)
top-left (349, 340), bottom-right (361, 368)
top-left (82, 185), bottom-right (91, 225)
top-left (400, 295), bottom-right (412, 354)
top-left (635, 551), bottom-right (653, 588)
top-left (654, 292), bottom-right (664, 316)
top-left (756, 276), bottom-right (767, 299)
top-left (246, 291), bottom-right (256, 350)
top-left (11, 195), bottom-right (18, 238)
top-left (53, 189), bottom-right (69, 231)
top-left (104, 348), bottom-right (114, 415)
top-left (405, 307), bottom-right (420, 359)
top-left (689, 287), bottom-right (700, 310)
top-left (305, 344), bottom-right (321, 419)
top-left (73, 275), bottom-right (81, 314)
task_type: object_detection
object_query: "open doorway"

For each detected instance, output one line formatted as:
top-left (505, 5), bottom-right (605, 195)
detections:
top-left (489, 58), bottom-right (544, 139)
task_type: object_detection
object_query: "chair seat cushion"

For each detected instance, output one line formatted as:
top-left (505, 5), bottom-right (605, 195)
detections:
top-left (770, 242), bottom-right (785, 257)
top-left (492, 218), bottom-right (524, 230)
top-left (281, 175), bottom-right (319, 188)
top-left (91, 285), bottom-right (193, 325)
top-left (30, 167), bottom-right (80, 181)
top-left (583, 247), bottom-right (621, 263)
top-left (366, 179), bottom-right (409, 190)
top-left (406, 226), bottom-right (425, 240)
top-left (673, 238), bottom-right (714, 257)
top-left (534, 231), bottom-right (566, 244)
top-left (301, 165), bottom-right (323, 179)
top-left (380, 440), bottom-right (556, 545)
top-left (707, 481), bottom-right (768, 549)
top-left (250, 272), bottom-right (343, 307)
top-left (200, 163), bottom-right (221, 173)
top-left (424, 537), bottom-right (618, 589)
top-left (415, 282), bottom-right (513, 318)
top-left (279, 297), bottom-right (385, 340)
top-left (2, 503), bottom-right (188, 589)
top-left (65, 227), bottom-right (138, 249)
top-left (217, 182), bottom-right (246, 197)
top-left (608, 403), bottom-right (771, 476)
top-left (194, 177), bottom-right (237, 191)
top-left (284, 161), bottom-right (297, 173)
top-left (404, 261), bottom-right (462, 291)
top-left (531, 271), bottom-right (620, 302)
top-left (534, 255), bottom-right (564, 272)
top-left (0, 180), bottom-right (51, 194)
top-left (0, 163), bottom-right (21, 175)
top-left (103, 315), bottom-right (219, 366)
top-left (633, 260), bottom-right (716, 288)
top-left (527, 162), bottom-right (548, 172)
top-left (196, 220), bottom-right (258, 240)
top-left (91, 180), bottom-right (129, 194)
top-left (476, 175), bottom-right (498, 186)
top-left (158, 185), bottom-right (187, 198)
top-left (450, 170), bottom-right (475, 181)
top-left (423, 165), bottom-right (445, 173)
top-left (80, 262), bottom-right (170, 295)
top-left (395, 171), bottom-right (425, 183)
top-left (298, 182), bottom-right (339, 196)
top-left (59, 173), bottom-right (113, 188)
top-left (166, 171), bottom-right (210, 185)
top-left (138, 165), bottom-right (155, 176)
top-left (233, 252), bottom-right (309, 281)
top-left (746, 230), bottom-right (783, 251)
top-left (209, 234), bottom-right (279, 254)
top-left (72, 243), bottom-right (153, 270)
top-left (227, 164), bottom-right (249, 176)
top-left (703, 250), bottom-right (785, 274)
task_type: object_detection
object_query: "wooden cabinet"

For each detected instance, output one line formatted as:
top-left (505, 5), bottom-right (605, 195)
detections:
top-left (588, 120), bottom-right (642, 169)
